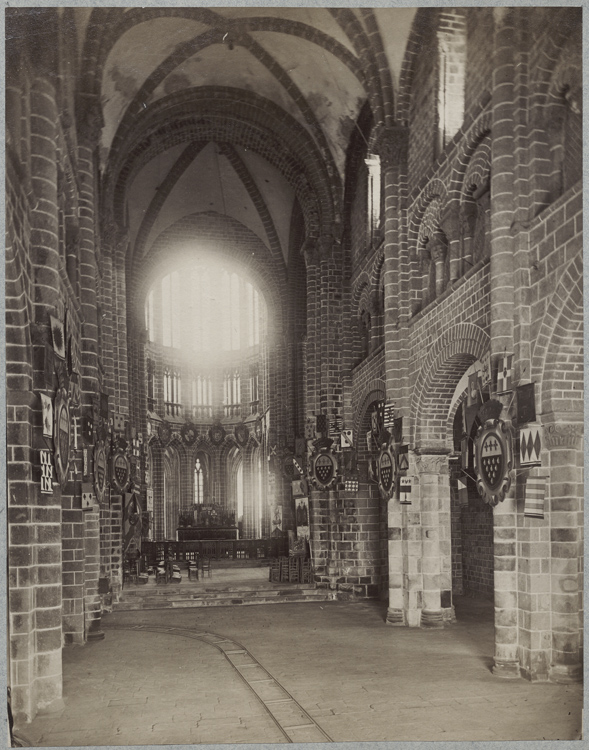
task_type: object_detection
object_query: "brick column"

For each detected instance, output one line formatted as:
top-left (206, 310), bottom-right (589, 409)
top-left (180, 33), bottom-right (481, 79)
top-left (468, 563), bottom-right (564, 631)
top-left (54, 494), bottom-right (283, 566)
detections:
top-left (375, 126), bottom-right (411, 625)
top-left (489, 7), bottom-right (519, 679)
top-left (544, 416), bottom-right (583, 683)
top-left (77, 103), bottom-right (105, 640)
top-left (83, 510), bottom-right (104, 640)
top-left (416, 453), bottom-right (453, 627)
top-left (13, 68), bottom-right (64, 719)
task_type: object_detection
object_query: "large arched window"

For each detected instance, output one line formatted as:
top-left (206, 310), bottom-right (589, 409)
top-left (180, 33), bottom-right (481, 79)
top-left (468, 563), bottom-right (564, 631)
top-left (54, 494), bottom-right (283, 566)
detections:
top-left (146, 261), bottom-right (266, 353)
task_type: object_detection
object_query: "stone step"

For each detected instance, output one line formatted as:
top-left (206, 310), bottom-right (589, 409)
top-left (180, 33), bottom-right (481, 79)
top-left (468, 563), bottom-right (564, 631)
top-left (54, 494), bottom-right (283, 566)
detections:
top-left (113, 588), bottom-right (332, 611)
top-left (121, 583), bottom-right (312, 597)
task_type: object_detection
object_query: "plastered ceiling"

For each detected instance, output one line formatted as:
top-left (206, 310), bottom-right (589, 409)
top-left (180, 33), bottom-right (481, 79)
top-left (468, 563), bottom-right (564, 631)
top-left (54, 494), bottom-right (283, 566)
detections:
top-left (94, 7), bottom-right (416, 265)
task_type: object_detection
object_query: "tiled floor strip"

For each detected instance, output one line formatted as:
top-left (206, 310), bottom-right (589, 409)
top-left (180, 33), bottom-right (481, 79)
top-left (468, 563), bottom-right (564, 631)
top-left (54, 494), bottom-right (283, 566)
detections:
top-left (111, 624), bottom-right (333, 743)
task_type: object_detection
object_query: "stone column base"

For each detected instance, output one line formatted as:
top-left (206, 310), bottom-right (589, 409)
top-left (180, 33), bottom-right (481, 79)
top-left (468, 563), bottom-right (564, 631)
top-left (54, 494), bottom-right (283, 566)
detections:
top-left (549, 663), bottom-right (582, 683)
top-left (386, 607), bottom-right (405, 626)
top-left (36, 697), bottom-right (66, 716)
top-left (492, 659), bottom-right (520, 679)
top-left (421, 609), bottom-right (444, 628)
top-left (86, 617), bottom-right (105, 642)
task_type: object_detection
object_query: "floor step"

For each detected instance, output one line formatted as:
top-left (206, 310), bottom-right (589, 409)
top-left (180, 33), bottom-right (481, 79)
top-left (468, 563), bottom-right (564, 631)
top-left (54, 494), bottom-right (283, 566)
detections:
top-left (113, 588), bottom-right (332, 611)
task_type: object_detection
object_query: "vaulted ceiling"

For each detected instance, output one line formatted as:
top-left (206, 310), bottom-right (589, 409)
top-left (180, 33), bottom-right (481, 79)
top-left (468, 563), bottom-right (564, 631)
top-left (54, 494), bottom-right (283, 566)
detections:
top-left (77, 8), bottom-right (416, 268)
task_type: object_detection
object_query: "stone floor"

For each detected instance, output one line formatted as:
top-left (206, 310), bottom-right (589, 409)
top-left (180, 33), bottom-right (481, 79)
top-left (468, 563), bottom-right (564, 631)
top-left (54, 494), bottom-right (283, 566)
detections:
top-left (19, 597), bottom-right (583, 746)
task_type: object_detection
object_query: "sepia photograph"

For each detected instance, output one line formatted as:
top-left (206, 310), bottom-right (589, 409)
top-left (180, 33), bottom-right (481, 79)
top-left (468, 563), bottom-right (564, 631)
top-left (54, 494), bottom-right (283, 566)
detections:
top-left (4, 1), bottom-right (584, 746)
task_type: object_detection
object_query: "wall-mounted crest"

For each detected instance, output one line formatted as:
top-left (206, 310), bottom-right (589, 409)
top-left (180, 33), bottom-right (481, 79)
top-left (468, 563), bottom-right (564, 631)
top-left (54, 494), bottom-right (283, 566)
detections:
top-left (93, 439), bottom-right (108, 505)
top-left (181, 422), bottom-right (197, 446)
top-left (234, 423), bottom-right (249, 447)
top-left (309, 449), bottom-right (338, 490)
top-left (158, 421), bottom-right (172, 445)
top-left (377, 441), bottom-right (397, 500)
top-left (474, 418), bottom-right (513, 506)
top-left (209, 422), bottom-right (226, 447)
top-left (111, 448), bottom-right (131, 493)
top-left (53, 388), bottom-right (72, 488)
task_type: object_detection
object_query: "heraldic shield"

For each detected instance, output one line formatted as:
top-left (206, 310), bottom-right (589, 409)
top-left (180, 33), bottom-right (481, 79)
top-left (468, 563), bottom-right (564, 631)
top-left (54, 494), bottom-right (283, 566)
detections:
top-left (377, 442), bottom-right (397, 500)
top-left (474, 418), bottom-right (513, 506)
top-left (310, 450), bottom-right (338, 490)
top-left (53, 388), bottom-right (72, 488)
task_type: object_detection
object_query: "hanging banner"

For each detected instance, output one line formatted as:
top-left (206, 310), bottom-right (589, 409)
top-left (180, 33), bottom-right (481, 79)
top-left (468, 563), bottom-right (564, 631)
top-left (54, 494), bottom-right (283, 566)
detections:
top-left (496, 353), bottom-right (513, 394)
top-left (53, 389), bottom-right (72, 488)
top-left (479, 350), bottom-right (492, 388)
top-left (474, 418), bottom-right (513, 506)
top-left (516, 383), bottom-right (537, 425)
top-left (41, 393), bottom-right (53, 438)
top-left (146, 488), bottom-right (154, 512)
top-left (520, 425), bottom-right (541, 466)
top-left (304, 416), bottom-right (315, 440)
top-left (383, 402), bottom-right (395, 430)
top-left (295, 497), bottom-right (310, 540)
top-left (399, 475), bottom-right (412, 504)
top-left (81, 482), bottom-right (94, 510)
top-left (113, 413), bottom-right (125, 433)
top-left (49, 315), bottom-right (66, 360)
top-left (292, 478), bottom-right (307, 498)
top-left (316, 414), bottom-right (328, 436)
top-left (93, 439), bottom-right (108, 506)
top-left (68, 371), bottom-right (81, 408)
top-left (344, 478), bottom-right (359, 493)
top-left (524, 476), bottom-right (547, 519)
top-left (40, 450), bottom-right (54, 494)
top-left (397, 444), bottom-right (409, 471)
top-left (271, 505), bottom-right (283, 535)
top-left (123, 492), bottom-right (142, 556)
top-left (340, 429), bottom-right (354, 449)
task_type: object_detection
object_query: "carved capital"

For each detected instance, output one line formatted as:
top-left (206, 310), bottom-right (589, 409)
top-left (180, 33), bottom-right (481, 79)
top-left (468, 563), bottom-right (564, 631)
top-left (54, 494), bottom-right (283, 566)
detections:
top-left (302, 237), bottom-right (319, 266)
top-left (440, 206), bottom-right (461, 243)
top-left (429, 231), bottom-right (447, 263)
top-left (373, 126), bottom-right (409, 169)
top-left (415, 453), bottom-right (448, 475)
top-left (102, 223), bottom-right (128, 253)
top-left (460, 201), bottom-right (478, 238)
top-left (544, 422), bottom-right (584, 449)
top-left (78, 100), bottom-right (104, 148)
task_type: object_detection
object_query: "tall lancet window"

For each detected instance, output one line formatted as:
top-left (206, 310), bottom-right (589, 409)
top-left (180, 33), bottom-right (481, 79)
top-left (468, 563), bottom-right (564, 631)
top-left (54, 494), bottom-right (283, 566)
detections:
top-left (194, 458), bottom-right (204, 504)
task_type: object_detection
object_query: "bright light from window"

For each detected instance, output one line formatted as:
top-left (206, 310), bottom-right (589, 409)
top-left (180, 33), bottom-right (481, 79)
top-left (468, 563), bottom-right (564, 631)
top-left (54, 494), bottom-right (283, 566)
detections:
top-left (146, 260), bottom-right (266, 353)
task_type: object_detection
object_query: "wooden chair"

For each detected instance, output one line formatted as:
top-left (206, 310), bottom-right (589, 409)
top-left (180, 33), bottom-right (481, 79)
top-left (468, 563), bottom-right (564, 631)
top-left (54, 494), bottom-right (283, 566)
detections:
top-left (200, 556), bottom-right (212, 577)
top-left (188, 560), bottom-right (199, 581)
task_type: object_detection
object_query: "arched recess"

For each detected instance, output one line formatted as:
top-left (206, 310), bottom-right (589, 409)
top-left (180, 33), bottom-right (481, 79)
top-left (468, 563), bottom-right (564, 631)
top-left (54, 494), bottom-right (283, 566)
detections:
top-left (226, 445), bottom-right (243, 531)
top-left (162, 444), bottom-right (181, 540)
top-left (354, 383), bottom-right (386, 462)
top-left (411, 323), bottom-right (490, 451)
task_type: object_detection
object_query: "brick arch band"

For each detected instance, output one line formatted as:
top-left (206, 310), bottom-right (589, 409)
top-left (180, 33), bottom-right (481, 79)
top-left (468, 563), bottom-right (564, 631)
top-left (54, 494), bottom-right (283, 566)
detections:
top-left (411, 323), bottom-right (490, 451)
top-left (531, 255), bottom-right (584, 414)
top-left (105, 87), bottom-right (339, 241)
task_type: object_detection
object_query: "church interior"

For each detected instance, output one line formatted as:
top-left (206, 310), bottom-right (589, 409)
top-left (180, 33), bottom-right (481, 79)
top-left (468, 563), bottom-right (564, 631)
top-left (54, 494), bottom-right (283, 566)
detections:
top-left (5, 5), bottom-right (583, 737)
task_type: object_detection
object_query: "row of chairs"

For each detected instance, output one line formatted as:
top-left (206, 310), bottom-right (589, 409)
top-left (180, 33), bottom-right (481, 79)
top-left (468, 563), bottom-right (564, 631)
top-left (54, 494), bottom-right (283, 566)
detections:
top-left (269, 556), bottom-right (312, 584)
